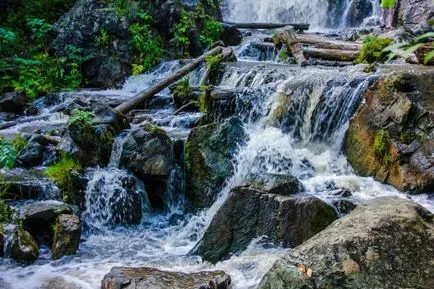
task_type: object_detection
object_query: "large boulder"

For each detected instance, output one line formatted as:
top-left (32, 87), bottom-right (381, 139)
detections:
top-left (0, 90), bottom-right (27, 114)
top-left (345, 0), bottom-right (373, 27)
top-left (398, 0), bottom-right (433, 31)
top-left (344, 70), bottom-right (434, 193)
top-left (101, 267), bottom-right (231, 289)
top-left (0, 169), bottom-right (60, 200)
top-left (185, 117), bottom-right (247, 208)
top-left (65, 98), bottom-right (130, 167)
top-left (51, 214), bottom-right (81, 259)
top-left (19, 200), bottom-right (73, 244)
top-left (192, 185), bottom-right (337, 263)
top-left (52, 0), bottom-right (132, 88)
top-left (10, 228), bottom-right (39, 263)
top-left (118, 125), bottom-right (174, 209)
top-left (258, 197), bottom-right (434, 289)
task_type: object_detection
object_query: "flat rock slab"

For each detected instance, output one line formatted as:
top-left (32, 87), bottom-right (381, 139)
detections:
top-left (101, 267), bottom-right (231, 289)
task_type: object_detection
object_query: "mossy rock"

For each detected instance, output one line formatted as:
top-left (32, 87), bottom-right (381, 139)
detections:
top-left (11, 228), bottom-right (39, 263)
top-left (185, 117), bottom-right (247, 208)
top-left (51, 214), bottom-right (81, 259)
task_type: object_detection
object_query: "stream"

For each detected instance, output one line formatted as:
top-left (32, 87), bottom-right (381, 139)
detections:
top-left (1, 14), bottom-right (433, 289)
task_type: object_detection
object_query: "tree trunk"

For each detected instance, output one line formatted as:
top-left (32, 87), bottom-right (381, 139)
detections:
top-left (115, 46), bottom-right (225, 114)
top-left (225, 22), bottom-right (309, 31)
top-left (298, 35), bottom-right (362, 51)
top-left (303, 47), bottom-right (359, 62)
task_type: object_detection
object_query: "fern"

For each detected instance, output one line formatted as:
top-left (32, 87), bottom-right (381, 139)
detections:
top-left (0, 138), bottom-right (17, 169)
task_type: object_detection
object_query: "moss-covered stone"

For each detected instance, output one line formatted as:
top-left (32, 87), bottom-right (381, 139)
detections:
top-left (185, 117), bottom-right (247, 208)
top-left (51, 214), bottom-right (81, 259)
top-left (258, 197), bottom-right (434, 289)
top-left (11, 228), bottom-right (39, 263)
top-left (344, 69), bottom-right (434, 193)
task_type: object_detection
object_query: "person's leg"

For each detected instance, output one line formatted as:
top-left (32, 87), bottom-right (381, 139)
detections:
top-left (381, 8), bottom-right (387, 28)
top-left (389, 8), bottom-right (395, 27)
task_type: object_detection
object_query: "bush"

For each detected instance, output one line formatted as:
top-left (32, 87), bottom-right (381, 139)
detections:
top-left (356, 36), bottom-right (393, 64)
top-left (12, 135), bottom-right (28, 153)
top-left (172, 10), bottom-right (193, 57)
top-left (0, 137), bottom-right (17, 169)
top-left (46, 153), bottom-right (81, 201)
top-left (129, 13), bottom-right (164, 74)
top-left (67, 109), bottom-right (94, 127)
top-left (200, 16), bottom-right (223, 48)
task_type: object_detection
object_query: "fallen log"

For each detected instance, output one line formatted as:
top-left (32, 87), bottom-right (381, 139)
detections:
top-left (303, 47), bottom-right (359, 62)
top-left (225, 22), bottom-right (309, 31)
top-left (274, 26), bottom-right (306, 64)
top-left (298, 35), bottom-right (362, 51)
top-left (115, 46), bottom-right (225, 114)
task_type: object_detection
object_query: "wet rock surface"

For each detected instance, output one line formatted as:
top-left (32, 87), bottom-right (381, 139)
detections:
top-left (10, 228), bottom-right (39, 263)
top-left (245, 173), bottom-right (305, 195)
top-left (258, 197), bottom-right (434, 289)
top-left (192, 185), bottom-right (337, 263)
top-left (51, 214), bottom-right (81, 259)
top-left (345, 0), bottom-right (373, 27)
top-left (101, 267), bottom-right (231, 289)
top-left (344, 70), bottom-right (434, 193)
top-left (398, 0), bottom-right (433, 31)
top-left (0, 90), bottom-right (28, 114)
top-left (185, 117), bottom-right (247, 208)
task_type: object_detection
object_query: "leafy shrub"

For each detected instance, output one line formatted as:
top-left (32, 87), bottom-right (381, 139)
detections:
top-left (0, 27), bottom-right (17, 55)
top-left (46, 153), bottom-right (81, 201)
top-left (96, 29), bottom-right (110, 49)
top-left (200, 16), bottom-right (223, 48)
top-left (67, 109), bottom-right (94, 127)
top-left (356, 36), bottom-right (393, 64)
top-left (172, 10), bottom-right (193, 56)
top-left (0, 137), bottom-right (17, 169)
top-left (12, 135), bottom-right (28, 153)
top-left (384, 32), bottom-right (434, 65)
top-left (173, 77), bottom-right (193, 107)
top-left (129, 13), bottom-right (163, 73)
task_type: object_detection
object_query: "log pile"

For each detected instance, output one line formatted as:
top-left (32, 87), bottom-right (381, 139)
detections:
top-left (273, 26), bottom-right (362, 64)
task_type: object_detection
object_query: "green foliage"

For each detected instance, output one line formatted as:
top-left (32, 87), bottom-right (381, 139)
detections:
top-left (129, 13), bottom-right (163, 73)
top-left (12, 135), bottom-right (28, 153)
top-left (198, 86), bottom-right (211, 113)
top-left (0, 176), bottom-right (11, 224)
top-left (46, 153), bottom-right (81, 201)
top-left (67, 109), bottom-right (94, 127)
top-left (373, 129), bottom-right (391, 165)
top-left (144, 124), bottom-right (166, 136)
top-left (172, 10), bottom-right (193, 56)
top-left (0, 28), bottom-right (17, 55)
top-left (200, 16), bottom-right (223, 47)
top-left (384, 32), bottom-right (434, 65)
top-left (111, 0), bottom-right (134, 18)
top-left (356, 36), bottom-right (393, 64)
top-left (26, 18), bottom-right (52, 44)
top-left (96, 29), bottom-right (111, 49)
top-left (205, 53), bottom-right (223, 81)
top-left (0, 137), bottom-right (17, 169)
top-left (173, 77), bottom-right (193, 107)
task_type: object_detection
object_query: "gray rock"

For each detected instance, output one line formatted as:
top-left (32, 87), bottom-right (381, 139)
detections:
top-left (16, 142), bottom-right (43, 168)
top-left (258, 197), bottom-right (434, 289)
top-left (185, 117), bottom-right (247, 208)
top-left (221, 24), bottom-right (243, 46)
top-left (51, 214), bottom-right (81, 259)
top-left (398, 0), bottom-right (433, 31)
top-left (345, 0), bottom-right (373, 27)
top-left (246, 173), bottom-right (305, 195)
top-left (101, 267), bottom-right (231, 289)
top-left (10, 228), bottom-right (39, 263)
top-left (0, 90), bottom-right (27, 114)
top-left (192, 186), bottom-right (337, 263)
top-left (0, 230), bottom-right (4, 257)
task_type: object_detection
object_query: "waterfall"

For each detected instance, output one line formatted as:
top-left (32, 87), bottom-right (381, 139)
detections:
top-left (82, 168), bottom-right (148, 229)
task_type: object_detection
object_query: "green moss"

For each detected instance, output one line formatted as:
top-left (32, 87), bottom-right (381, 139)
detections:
top-left (278, 49), bottom-right (289, 62)
top-left (143, 124), bottom-right (166, 137)
top-left (373, 129), bottom-right (392, 166)
top-left (356, 36), bottom-right (393, 64)
top-left (46, 153), bottom-right (81, 202)
top-left (173, 77), bottom-right (193, 107)
top-left (197, 86), bottom-right (212, 113)
top-left (12, 135), bottom-right (28, 153)
top-left (67, 109), bottom-right (94, 128)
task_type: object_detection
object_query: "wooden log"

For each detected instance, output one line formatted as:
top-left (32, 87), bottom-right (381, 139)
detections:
top-left (279, 26), bottom-right (306, 64)
top-left (225, 22), bottom-right (310, 31)
top-left (298, 35), bottom-right (362, 51)
top-left (303, 47), bottom-right (359, 62)
top-left (200, 47), bottom-right (235, 86)
top-left (115, 46), bottom-right (225, 114)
